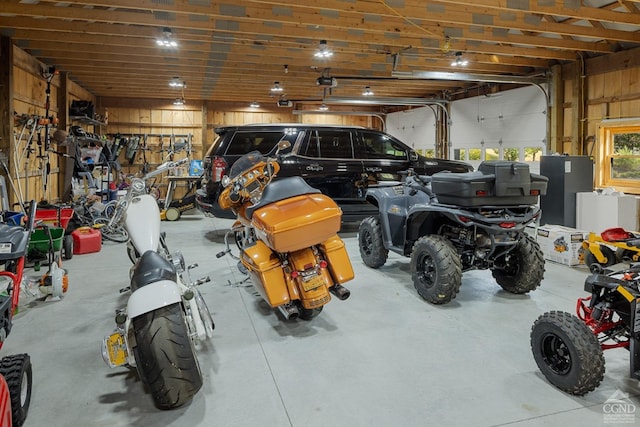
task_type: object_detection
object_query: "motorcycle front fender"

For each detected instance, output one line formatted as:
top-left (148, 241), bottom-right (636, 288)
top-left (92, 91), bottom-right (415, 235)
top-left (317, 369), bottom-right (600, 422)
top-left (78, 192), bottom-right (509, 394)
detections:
top-left (127, 279), bottom-right (182, 319)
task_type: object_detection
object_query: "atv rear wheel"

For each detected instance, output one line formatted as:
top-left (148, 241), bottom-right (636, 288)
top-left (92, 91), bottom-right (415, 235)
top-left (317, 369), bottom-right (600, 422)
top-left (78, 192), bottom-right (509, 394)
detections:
top-left (358, 216), bottom-right (388, 268)
top-left (492, 235), bottom-right (544, 294)
top-left (584, 245), bottom-right (616, 273)
top-left (530, 311), bottom-right (604, 395)
top-left (133, 303), bottom-right (203, 409)
top-left (410, 235), bottom-right (462, 304)
top-left (0, 354), bottom-right (32, 427)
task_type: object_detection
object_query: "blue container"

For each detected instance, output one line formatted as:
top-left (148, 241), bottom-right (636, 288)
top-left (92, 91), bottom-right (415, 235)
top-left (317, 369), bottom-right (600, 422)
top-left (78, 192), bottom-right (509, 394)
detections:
top-left (2, 211), bottom-right (24, 226)
top-left (189, 160), bottom-right (203, 176)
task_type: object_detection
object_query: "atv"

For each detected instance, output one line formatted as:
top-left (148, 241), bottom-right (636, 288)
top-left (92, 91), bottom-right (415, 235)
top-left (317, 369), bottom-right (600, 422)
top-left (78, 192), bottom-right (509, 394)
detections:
top-left (358, 160), bottom-right (548, 304)
top-left (530, 263), bottom-right (640, 395)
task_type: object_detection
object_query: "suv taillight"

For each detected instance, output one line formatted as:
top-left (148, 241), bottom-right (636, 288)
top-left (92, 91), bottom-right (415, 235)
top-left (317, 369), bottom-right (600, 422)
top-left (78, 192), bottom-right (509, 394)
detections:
top-left (212, 157), bottom-right (227, 182)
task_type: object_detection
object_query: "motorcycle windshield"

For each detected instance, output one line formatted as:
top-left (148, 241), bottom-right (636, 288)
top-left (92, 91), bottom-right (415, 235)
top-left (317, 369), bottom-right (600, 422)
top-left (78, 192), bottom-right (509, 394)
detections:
top-left (229, 150), bottom-right (265, 178)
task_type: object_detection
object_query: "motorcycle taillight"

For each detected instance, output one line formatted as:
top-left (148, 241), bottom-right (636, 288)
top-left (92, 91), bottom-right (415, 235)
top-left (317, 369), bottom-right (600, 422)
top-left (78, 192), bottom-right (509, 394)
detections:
top-left (212, 157), bottom-right (227, 182)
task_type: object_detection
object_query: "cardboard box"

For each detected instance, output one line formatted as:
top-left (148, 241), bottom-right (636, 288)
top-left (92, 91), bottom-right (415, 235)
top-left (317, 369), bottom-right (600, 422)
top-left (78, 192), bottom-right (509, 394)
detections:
top-left (536, 225), bottom-right (589, 266)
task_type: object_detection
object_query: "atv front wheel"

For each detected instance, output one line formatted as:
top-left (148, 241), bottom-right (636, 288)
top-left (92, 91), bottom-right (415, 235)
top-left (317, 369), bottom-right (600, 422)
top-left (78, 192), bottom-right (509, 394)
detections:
top-left (358, 216), bottom-right (388, 268)
top-left (530, 311), bottom-right (604, 395)
top-left (492, 235), bottom-right (544, 294)
top-left (410, 235), bottom-right (462, 304)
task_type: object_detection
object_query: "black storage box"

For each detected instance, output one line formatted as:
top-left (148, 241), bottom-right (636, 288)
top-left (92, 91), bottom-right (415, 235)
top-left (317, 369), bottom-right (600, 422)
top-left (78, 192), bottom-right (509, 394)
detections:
top-left (431, 160), bottom-right (548, 206)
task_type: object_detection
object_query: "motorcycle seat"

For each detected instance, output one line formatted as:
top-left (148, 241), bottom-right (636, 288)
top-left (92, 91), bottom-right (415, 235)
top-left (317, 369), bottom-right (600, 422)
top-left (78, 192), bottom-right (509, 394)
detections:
top-left (246, 176), bottom-right (320, 220)
top-left (130, 250), bottom-right (177, 292)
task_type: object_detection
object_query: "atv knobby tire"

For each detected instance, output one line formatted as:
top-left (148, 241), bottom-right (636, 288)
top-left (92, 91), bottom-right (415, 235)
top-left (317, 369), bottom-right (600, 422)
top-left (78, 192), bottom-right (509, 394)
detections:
top-left (530, 311), bottom-right (604, 395)
top-left (492, 235), bottom-right (544, 294)
top-left (133, 303), bottom-right (203, 409)
top-left (410, 235), bottom-right (462, 304)
top-left (0, 353), bottom-right (32, 427)
top-left (359, 216), bottom-right (388, 268)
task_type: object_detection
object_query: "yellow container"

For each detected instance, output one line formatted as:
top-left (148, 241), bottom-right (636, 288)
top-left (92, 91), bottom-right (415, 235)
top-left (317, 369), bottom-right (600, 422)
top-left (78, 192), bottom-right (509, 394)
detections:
top-left (321, 235), bottom-right (355, 284)
top-left (252, 193), bottom-right (341, 253)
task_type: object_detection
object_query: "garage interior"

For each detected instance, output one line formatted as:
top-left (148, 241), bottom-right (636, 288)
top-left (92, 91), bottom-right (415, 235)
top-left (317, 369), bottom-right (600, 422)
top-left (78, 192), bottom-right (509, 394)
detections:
top-left (1, 1), bottom-right (640, 426)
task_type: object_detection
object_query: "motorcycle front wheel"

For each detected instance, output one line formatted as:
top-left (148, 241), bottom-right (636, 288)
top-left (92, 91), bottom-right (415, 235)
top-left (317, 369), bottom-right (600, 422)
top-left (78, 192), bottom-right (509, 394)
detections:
top-left (132, 303), bottom-right (203, 409)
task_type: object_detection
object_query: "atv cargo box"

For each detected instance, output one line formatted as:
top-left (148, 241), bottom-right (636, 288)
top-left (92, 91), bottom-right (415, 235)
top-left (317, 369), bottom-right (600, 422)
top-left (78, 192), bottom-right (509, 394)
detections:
top-left (431, 160), bottom-right (548, 207)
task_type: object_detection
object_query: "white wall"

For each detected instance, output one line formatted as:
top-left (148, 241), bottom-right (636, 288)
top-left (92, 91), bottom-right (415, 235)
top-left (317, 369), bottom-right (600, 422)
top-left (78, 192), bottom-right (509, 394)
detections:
top-left (386, 85), bottom-right (548, 174)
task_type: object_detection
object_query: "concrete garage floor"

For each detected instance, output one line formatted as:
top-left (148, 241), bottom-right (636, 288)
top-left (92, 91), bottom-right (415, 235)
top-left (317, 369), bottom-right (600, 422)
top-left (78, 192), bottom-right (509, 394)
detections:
top-left (7, 211), bottom-right (640, 427)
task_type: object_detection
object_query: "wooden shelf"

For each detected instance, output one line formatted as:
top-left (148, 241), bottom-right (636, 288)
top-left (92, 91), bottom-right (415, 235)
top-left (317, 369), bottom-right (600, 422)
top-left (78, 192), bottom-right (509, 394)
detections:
top-left (106, 122), bottom-right (201, 129)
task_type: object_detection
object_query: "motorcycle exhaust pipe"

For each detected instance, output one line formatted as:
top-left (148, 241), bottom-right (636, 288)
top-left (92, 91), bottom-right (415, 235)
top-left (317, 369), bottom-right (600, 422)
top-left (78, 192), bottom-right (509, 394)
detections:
top-left (277, 303), bottom-right (300, 320)
top-left (330, 284), bottom-right (350, 301)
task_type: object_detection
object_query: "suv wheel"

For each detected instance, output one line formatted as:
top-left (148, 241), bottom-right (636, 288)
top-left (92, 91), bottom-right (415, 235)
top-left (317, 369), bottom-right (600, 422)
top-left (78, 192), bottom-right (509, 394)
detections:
top-left (410, 235), bottom-right (462, 304)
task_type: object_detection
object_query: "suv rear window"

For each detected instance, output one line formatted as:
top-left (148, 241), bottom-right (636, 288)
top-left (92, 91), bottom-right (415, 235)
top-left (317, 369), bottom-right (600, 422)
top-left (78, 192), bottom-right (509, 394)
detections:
top-left (224, 131), bottom-right (284, 155)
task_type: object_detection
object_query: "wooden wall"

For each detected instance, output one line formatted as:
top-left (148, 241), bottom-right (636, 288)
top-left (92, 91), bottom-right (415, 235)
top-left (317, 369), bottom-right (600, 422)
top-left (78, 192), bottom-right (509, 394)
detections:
top-left (10, 44), bottom-right (64, 206)
top-left (558, 46), bottom-right (640, 155)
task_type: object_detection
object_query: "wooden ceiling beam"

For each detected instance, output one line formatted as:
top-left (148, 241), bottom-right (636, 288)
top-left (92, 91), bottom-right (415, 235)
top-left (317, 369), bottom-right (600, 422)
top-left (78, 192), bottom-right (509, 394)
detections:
top-left (2, 0), bottom-right (634, 49)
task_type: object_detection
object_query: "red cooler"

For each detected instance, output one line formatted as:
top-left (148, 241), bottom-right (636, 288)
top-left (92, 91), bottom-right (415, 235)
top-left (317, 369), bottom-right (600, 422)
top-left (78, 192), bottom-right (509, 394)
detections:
top-left (71, 227), bottom-right (102, 254)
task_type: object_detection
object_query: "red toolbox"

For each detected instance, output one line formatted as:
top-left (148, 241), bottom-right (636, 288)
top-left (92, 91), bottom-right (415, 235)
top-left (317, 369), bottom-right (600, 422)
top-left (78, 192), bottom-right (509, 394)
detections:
top-left (71, 227), bottom-right (102, 255)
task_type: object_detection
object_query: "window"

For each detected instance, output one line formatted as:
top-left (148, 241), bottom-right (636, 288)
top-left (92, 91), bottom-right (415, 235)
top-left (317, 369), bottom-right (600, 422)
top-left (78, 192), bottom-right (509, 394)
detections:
top-left (225, 131), bottom-right (283, 155)
top-left (302, 130), bottom-right (354, 159)
top-left (597, 120), bottom-right (640, 194)
top-left (485, 147), bottom-right (499, 160)
top-left (360, 131), bottom-right (407, 160)
top-left (453, 149), bottom-right (466, 161)
top-left (503, 148), bottom-right (520, 161)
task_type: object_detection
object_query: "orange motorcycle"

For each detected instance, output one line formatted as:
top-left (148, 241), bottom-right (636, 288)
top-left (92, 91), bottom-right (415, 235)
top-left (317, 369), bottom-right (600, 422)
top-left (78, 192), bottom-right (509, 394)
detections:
top-left (216, 142), bottom-right (353, 320)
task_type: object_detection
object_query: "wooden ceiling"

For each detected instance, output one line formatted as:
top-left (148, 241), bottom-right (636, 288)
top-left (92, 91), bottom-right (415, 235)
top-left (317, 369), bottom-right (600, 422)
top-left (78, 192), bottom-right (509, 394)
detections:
top-left (2, 0), bottom-right (640, 107)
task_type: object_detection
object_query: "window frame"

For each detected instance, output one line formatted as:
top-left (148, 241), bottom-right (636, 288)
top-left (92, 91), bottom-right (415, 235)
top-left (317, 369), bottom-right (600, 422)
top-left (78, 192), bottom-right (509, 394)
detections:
top-left (596, 119), bottom-right (640, 195)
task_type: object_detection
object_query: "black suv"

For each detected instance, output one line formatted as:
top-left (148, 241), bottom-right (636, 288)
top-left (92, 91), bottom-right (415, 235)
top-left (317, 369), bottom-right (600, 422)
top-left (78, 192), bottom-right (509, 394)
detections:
top-left (195, 124), bottom-right (472, 221)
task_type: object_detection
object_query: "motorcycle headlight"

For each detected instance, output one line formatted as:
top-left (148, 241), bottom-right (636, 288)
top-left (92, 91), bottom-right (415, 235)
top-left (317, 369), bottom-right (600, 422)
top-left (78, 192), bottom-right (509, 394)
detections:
top-left (131, 179), bottom-right (146, 195)
top-left (221, 176), bottom-right (231, 187)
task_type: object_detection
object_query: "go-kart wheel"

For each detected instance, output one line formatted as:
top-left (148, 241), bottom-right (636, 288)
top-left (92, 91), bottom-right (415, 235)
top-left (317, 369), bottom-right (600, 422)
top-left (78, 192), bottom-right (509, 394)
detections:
top-left (0, 354), bottom-right (32, 427)
top-left (165, 207), bottom-right (181, 221)
top-left (584, 245), bottom-right (616, 273)
top-left (492, 235), bottom-right (544, 294)
top-left (62, 234), bottom-right (74, 260)
top-left (410, 235), bottom-right (462, 304)
top-left (530, 311), bottom-right (604, 395)
top-left (358, 216), bottom-right (388, 268)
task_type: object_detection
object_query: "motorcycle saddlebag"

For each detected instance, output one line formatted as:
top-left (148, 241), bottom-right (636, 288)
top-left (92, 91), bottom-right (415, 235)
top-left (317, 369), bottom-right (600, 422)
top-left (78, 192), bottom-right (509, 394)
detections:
top-left (242, 240), bottom-right (290, 307)
top-left (320, 235), bottom-right (354, 285)
top-left (252, 193), bottom-right (341, 253)
top-left (431, 161), bottom-right (548, 206)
